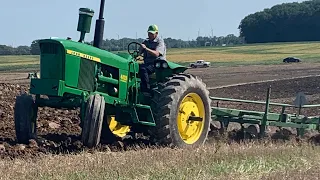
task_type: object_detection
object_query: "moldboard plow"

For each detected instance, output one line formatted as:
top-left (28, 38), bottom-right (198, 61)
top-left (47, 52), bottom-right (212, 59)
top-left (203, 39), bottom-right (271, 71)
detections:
top-left (210, 86), bottom-right (320, 141)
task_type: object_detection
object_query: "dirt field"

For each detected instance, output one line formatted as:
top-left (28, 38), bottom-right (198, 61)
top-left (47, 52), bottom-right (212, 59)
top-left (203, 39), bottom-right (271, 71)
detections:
top-left (1, 62), bottom-right (320, 159)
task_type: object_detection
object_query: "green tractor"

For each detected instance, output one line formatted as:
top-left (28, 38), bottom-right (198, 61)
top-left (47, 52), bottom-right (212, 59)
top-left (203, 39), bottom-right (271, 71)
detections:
top-left (14, 0), bottom-right (212, 148)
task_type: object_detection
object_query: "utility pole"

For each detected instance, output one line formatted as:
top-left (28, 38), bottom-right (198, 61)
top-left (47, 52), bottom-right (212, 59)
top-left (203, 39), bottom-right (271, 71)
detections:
top-left (117, 34), bottom-right (121, 50)
top-left (211, 27), bottom-right (214, 38)
top-left (211, 27), bottom-right (214, 47)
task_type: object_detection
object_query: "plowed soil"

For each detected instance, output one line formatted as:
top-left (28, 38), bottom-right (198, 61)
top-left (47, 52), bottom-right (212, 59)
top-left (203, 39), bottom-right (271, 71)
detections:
top-left (1, 62), bottom-right (320, 159)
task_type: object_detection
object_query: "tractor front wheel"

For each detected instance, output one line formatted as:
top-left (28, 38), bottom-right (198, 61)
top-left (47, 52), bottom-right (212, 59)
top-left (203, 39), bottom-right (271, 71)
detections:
top-left (14, 93), bottom-right (37, 144)
top-left (81, 94), bottom-right (105, 148)
top-left (150, 74), bottom-right (212, 147)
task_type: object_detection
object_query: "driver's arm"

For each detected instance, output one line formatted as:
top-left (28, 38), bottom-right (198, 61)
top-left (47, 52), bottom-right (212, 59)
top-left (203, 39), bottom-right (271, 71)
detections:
top-left (139, 40), bottom-right (147, 55)
top-left (143, 39), bottom-right (165, 57)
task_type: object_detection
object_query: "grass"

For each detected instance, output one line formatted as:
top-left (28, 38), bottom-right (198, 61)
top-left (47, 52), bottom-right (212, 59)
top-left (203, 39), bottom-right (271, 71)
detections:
top-left (1, 141), bottom-right (320, 179)
top-left (0, 55), bottom-right (39, 71)
top-left (2, 41), bottom-right (320, 71)
top-left (168, 42), bottom-right (320, 66)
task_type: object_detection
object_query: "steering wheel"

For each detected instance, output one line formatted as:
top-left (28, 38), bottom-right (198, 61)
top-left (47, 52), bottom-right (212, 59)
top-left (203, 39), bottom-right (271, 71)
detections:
top-left (128, 42), bottom-right (143, 60)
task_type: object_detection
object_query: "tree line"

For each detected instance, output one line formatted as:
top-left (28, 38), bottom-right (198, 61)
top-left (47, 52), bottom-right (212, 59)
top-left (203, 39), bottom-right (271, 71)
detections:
top-left (0, 34), bottom-right (244, 55)
top-left (238, 0), bottom-right (320, 43)
top-left (3, 0), bottom-right (319, 55)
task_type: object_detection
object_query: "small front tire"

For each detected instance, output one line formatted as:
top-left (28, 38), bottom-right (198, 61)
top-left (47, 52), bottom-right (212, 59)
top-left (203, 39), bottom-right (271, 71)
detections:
top-left (14, 93), bottom-right (37, 144)
top-left (81, 94), bottom-right (105, 148)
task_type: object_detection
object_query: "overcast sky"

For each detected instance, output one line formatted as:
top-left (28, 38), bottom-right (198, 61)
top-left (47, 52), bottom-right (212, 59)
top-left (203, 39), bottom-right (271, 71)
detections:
top-left (1, 0), bottom-right (304, 46)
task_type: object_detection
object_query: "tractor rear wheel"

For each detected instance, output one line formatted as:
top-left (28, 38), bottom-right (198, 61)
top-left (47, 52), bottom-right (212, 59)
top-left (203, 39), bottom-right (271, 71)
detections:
top-left (150, 74), bottom-right (212, 147)
top-left (14, 93), bottom-right (37, 144)
top-left (81, 94), bottom-right (105, 148)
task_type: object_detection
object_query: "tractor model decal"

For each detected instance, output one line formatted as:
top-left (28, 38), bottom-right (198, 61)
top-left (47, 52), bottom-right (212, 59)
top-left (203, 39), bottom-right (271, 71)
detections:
top-left (66, 49), bottom-right (101, 62)
top-left (120, 74), bottom-right (128, 82)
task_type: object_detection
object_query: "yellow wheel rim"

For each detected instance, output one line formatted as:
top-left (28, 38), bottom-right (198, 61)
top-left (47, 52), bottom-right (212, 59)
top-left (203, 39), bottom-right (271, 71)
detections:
top-left (107, 116), bottom-right (131, 138)
top-left (177, 93), bottom-right (205, 144)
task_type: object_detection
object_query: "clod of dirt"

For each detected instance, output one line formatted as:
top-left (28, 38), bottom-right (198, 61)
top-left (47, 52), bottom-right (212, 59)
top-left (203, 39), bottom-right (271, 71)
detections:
top-left (0, 109), bottom-right (4, 118)
top-left (16, 144), bottom-right (26, 151)
top-left (308, 134), bottom-right (320, 145)
top-left (72, 140), bottom-right (83, 149)
top-left (48, 122), bottom-right (61, 129)
top-left (61, 118), bottom-right (72, 127)
top-left (0, 144), bottom-right (5, 153)
top-left (28, 139), bottom-right (38, 148)
top-left (109, 141), bottom-right (125, 151)
top-left (271, 128), bottom-right (295, 141)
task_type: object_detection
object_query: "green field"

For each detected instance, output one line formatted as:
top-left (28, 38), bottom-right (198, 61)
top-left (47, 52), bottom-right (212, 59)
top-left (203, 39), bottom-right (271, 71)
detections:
top-left (168, 41), bottom-right (320, 66)
top-left (0, 55), bottom-right (39, 71)
top-left (2, 41), bottom-right (320, 71)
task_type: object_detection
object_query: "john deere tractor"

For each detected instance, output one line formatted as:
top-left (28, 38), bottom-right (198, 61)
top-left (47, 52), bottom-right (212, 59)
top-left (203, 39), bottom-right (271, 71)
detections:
top-left (14, 0), bottom-right (212, 148)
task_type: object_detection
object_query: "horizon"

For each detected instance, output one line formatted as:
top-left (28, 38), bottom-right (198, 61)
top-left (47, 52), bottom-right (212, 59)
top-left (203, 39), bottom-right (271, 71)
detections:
top-left (2, 0), bottom-right (304, 47)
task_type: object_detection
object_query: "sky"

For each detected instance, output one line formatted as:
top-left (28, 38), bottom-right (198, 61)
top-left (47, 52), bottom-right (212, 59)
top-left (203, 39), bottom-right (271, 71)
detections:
top-left (1, 0), bottom-right (305, 47)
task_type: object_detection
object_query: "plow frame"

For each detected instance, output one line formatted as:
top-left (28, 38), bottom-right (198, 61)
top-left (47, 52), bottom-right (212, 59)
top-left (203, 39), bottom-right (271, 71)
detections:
top-left (210, 86), bottom-right (320, 138)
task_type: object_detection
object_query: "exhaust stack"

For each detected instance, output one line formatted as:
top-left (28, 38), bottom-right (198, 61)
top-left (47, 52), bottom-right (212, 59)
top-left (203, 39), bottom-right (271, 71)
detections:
top-left (93, 0), bottom-right (105, 48)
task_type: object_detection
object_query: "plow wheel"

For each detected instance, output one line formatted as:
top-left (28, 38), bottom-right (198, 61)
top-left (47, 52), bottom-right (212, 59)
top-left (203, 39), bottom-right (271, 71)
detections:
top-left (101, 115), bottom-right (131, 143)
top-left (14, 93), bottom-right (37, 144)
top-left (150, 74), bottom-right (211, 148)
top-left (244, 124), bottom-right (259, 139)
top-left (81, 94), bottom-right (105, 148)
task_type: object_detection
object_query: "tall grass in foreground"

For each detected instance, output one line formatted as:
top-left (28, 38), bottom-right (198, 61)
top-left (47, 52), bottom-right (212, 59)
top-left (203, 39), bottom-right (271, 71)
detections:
top-left (1, 141), bottom-right (320, 180)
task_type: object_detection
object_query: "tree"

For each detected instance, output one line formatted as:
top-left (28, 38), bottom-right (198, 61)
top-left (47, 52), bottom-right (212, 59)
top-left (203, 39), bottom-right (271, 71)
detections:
top-left (238, 0), bottom-right (320, 43)
top-left (30, 40), bottom-right (40, 55)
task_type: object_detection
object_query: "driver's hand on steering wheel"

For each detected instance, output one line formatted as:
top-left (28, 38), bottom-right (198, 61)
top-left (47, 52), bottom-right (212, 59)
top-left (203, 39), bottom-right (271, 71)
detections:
top-left (136, 56), bottom-right (143, 61)
top-left (141, 44), bottom-right (147, 50)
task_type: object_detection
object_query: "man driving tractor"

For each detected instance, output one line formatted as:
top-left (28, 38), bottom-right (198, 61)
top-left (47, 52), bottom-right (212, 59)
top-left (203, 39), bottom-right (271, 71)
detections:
top-left (139, 24), bottom-right (166, 95)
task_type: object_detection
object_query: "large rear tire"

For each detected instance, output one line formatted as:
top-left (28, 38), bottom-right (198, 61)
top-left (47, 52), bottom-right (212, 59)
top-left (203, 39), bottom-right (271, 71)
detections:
top-left (81, 94), bottom-right (105, 148)
top-left (150, 74), bottom-right (212, 147)
top-left (14, 93), bottom-right (37, 144)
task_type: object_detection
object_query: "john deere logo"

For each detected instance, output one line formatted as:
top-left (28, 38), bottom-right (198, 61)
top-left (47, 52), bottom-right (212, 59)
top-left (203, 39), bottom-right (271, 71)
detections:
top-left (120, 74), bottom-right (128, 82)
top-left (66, 49), bottom-right (101, 62)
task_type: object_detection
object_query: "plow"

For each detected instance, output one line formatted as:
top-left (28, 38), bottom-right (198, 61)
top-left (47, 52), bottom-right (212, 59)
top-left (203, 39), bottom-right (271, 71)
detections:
top-left (13, 0), bottom-right (320, 150)
top-left (211, 87), bottom-right (320, 140)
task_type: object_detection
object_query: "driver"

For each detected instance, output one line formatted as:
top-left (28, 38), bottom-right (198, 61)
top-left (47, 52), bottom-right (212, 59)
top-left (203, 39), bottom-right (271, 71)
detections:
top-left (139, 24), bottom-right (166, 95)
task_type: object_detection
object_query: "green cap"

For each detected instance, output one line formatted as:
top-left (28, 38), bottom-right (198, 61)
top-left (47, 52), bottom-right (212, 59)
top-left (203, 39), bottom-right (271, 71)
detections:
top-left (147, 24), bottom-right (159, 34)
top-left (79, 8), bottom-right (94, 17)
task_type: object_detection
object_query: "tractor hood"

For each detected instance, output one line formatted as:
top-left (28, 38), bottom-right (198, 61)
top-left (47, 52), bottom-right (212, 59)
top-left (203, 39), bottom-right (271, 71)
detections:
top-left (36, 38), bottom-right (138, 93)
top-left (39, 38), bottom-right (132, 70)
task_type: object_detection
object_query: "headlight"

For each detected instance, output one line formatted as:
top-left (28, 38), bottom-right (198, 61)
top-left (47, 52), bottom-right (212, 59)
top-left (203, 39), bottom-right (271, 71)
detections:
top-left (162, 62), bottom-right (168, 68)
top-left (155, 62), bottom-right (161, 68)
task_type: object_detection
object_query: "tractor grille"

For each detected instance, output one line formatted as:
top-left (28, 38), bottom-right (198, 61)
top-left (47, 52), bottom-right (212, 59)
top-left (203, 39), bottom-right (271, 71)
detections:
top-left (40, 43), bottom-right (58, 54)
top-left (39, 43), bottom-right (63, 80)
top-left (78, 58), bottom-right (95, 91)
